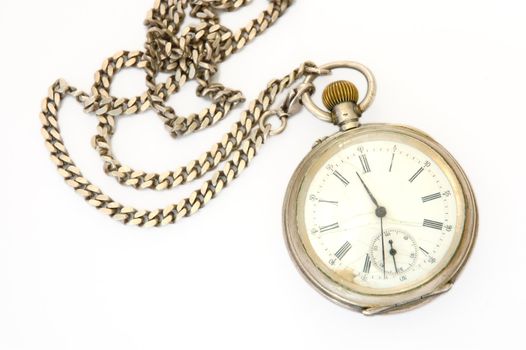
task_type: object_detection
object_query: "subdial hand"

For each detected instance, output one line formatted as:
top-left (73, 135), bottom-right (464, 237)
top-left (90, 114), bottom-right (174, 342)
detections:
top-left (388, 240), bottom-right (399, 274)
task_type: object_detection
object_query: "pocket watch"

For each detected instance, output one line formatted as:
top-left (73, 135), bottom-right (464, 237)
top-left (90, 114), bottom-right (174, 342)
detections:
top-left (283, 62), bottom-right (478, 315)
top-left (39, 0), bottom-right (477, 316)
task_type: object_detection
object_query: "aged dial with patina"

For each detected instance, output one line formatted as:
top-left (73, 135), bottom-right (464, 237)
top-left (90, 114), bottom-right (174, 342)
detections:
top-left (302, 138), bottom-right (462, 294)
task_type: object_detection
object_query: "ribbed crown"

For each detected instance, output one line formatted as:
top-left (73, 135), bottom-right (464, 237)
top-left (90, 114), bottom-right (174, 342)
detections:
top-left (322, 80), bottom-right (359, 111)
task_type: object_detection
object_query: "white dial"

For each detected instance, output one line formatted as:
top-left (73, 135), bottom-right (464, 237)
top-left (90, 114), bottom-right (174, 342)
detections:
top-left (302, 138), bottom-right (462, 294)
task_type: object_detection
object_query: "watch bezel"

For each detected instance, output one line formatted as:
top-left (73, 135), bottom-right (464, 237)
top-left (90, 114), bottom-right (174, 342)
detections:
top-left (282, 123), bottom-right (478, 314)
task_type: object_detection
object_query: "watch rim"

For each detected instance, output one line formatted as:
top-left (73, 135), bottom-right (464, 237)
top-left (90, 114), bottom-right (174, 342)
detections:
top-left (282, 123), bottom-right (478, 314)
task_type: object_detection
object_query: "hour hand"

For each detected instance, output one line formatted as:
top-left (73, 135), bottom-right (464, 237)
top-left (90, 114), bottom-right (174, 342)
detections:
top-left (355, 172), bottom-right (380, 209)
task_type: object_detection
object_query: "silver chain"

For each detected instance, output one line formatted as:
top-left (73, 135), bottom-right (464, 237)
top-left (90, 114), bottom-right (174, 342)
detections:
top-left (40, 0), bottom-right (326, 227)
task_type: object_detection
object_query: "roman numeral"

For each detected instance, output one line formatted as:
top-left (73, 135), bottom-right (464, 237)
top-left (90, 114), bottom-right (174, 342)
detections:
top-left (320, 222), bottom-right (339, 233)
top-left (363, 254), bottom-right (372, 273)
top-left (422, 192), bottom-right (442, 203)
top-left (423, 219), bottom-right (444, 230)
top-left (334, 241), bottom-right (352, 260)
top-left (409, 167), bottom-right (424, 183)
top-left (333, 171), bottom-right (349, 186)
top-left (359, 155), bottom-right (371, 173)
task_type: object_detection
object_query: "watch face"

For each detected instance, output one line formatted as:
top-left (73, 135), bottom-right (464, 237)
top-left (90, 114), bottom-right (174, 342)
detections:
top-left (284, 125), bottom-right (476, 309)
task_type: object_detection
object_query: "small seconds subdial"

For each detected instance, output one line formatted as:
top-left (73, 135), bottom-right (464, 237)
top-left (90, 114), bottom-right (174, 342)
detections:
top-left (370, 229), bottom-right (418, 276)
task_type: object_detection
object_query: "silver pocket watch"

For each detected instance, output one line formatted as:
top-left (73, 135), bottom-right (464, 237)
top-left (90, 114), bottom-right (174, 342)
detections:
top-left (283, 62), bottom-right (477, 315)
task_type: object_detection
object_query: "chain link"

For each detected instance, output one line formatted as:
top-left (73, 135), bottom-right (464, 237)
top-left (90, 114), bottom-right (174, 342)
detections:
top-left (40, 0), bottom-right (323, 226)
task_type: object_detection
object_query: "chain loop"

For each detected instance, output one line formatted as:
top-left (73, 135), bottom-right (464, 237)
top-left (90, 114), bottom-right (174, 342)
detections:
top-left (39, 0), bottom-right (329, 226)
top-left (41, 62), bottom-right (322, 226)
top-left (259, 110), bottom-right (288, 136)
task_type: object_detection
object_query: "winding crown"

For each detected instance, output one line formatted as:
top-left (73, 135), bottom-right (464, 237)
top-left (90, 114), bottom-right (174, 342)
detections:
top-left (322, 80), bottom-right (359, 111)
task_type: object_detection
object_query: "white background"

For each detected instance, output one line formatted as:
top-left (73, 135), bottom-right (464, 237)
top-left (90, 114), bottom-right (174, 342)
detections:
top-left (1, 0), bottom-right (524, 349)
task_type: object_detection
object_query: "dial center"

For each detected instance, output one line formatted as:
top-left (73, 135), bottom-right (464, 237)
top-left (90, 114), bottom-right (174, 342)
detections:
top-left (375, 206), bottom-right (387, 218)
